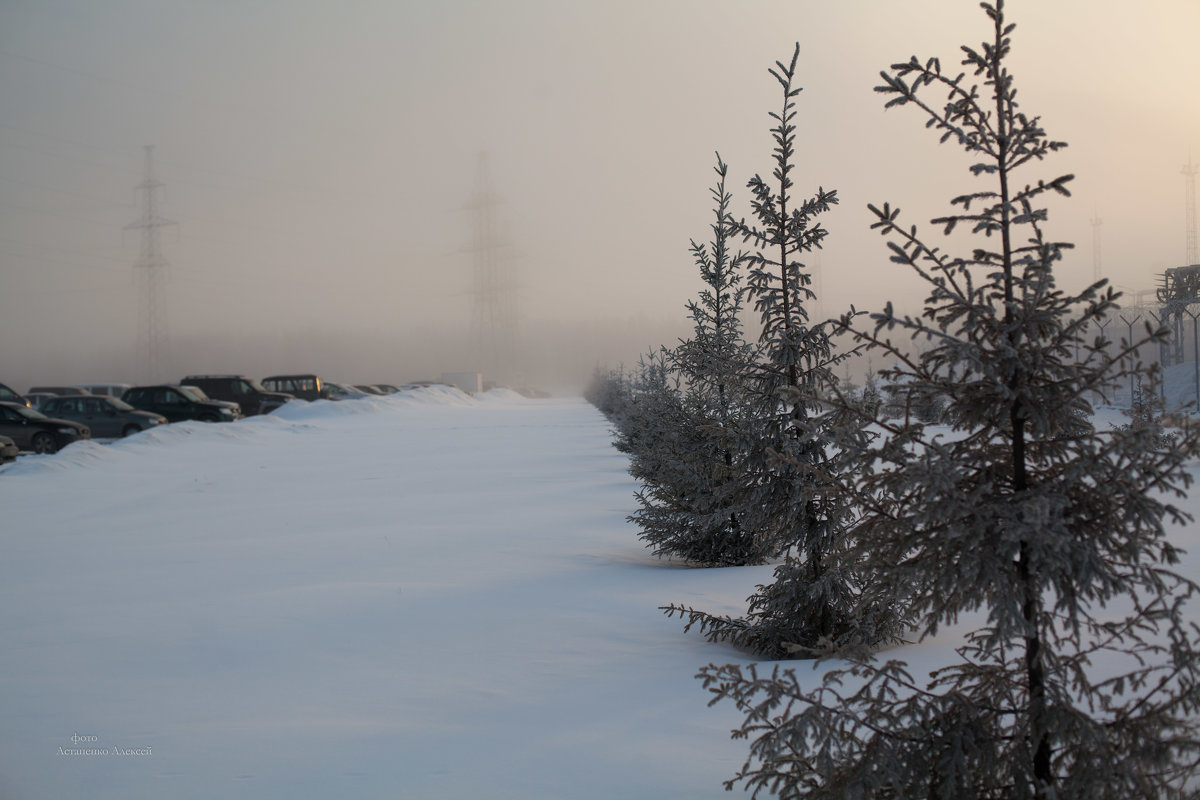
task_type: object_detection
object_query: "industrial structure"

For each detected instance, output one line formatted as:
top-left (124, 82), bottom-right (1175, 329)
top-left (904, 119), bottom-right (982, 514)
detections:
top-left (1151, 158), bottom-right (1200, 369)
top-left (464, 151), bottom-right (518, 383)
top-left (126, 145), bottom-right (175, 382)
top-left (1185, 157), bottom-right (1198, 268)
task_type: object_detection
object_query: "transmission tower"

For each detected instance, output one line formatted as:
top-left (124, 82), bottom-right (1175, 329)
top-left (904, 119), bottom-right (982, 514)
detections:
top-left (465, 151), bottom-right (518, 383)
top-left (126, 145), bottom-right (175, 382)
top-left (1185, 156), bottom-right (1198, 266)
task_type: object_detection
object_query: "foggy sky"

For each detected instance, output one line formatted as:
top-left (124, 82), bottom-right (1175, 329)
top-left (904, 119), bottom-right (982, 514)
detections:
top-left (2, 0), bottom-right (1198, 393)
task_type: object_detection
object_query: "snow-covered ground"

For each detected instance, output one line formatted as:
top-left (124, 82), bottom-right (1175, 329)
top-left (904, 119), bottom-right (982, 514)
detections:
top-left (0, 388), bottom-right (776, 799)
top-left (2, 387), bottom-right (1198, 799)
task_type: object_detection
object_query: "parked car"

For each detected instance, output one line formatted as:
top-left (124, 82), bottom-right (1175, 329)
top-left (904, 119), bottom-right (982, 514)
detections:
top-left (39, 395), bottom-right (167, 438)
top-left (0, 382), bottom-right (30, 407)
top-left (0, 401), bottom-right (91, 454)
top-left (180, 375), bottom-right (293, 416)
top-left (354, 384), bottom-right (386, 395)
top-left (374, 384), bottom-right (402, 394)
top-left (27, 386), bottom-right (93, 397)
top-left (261, 374), bottom-right (328, 402)
top-left (0, 434), bottom-right (18, 464)
top-left (121, 385), bottom-right (241, 423)
top-left (325, 382), bottom-right (370, 401)
top-left (77, 383), bottom-right (133, 398)
top-left (176, 385), bottom-right (242, 417)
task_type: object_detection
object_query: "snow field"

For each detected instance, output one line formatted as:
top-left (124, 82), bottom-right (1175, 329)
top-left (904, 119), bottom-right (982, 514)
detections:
top-left (3, 387), bottom-right (1199, 798)
top-left (0, 389), bottom-right (776, 800)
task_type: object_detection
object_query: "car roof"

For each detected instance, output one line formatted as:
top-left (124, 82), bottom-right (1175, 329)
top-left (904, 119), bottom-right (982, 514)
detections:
top-left (126, 384), bottom-right (194, 391)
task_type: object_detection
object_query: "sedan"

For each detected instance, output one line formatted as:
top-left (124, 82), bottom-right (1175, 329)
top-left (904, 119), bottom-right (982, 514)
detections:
top-left (39, 395), bottom-right (167, 438)
top-left (0, 401), bottom-right (91, 454)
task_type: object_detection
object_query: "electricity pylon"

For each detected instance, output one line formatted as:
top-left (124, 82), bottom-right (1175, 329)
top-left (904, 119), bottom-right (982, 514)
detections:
top-left (126, 145), bottom-right (175, 382)
top-left (465, 151), bottom-right (518, 383)
top-left (1185, 156), bottom-right (1198, 266)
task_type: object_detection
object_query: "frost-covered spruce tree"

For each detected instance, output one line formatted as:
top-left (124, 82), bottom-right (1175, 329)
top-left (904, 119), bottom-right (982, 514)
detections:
top-left (664, 45), bottom-right (869, 655)
top-left (611, 348), bottom-right (680, 463)
top-left (583, 365), bottom-right (631, 425)
top-left (630, 154), bottom-right (767, 566)
top-left (699, 3), bottom-right (1200, 796)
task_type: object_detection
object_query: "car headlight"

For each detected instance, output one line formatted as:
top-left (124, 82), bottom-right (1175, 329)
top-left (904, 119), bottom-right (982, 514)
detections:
top-left (219, 408), bottom-right (234, 418)
top-left (57, 427), bottom-right (78, 435)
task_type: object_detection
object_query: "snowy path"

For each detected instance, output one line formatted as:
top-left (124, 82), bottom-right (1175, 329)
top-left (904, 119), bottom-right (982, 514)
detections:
top-left (0, 391), bottom-right (773, 800)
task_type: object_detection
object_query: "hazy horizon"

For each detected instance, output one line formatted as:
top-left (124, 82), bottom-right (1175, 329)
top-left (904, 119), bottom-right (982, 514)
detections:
top-left (3, 0), bottom-right (1198, 394)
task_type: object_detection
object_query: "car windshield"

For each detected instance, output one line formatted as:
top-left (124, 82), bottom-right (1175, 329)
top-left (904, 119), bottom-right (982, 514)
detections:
top-left (178, 386), bottom-right (209, 401)
top-left (105, 397), bottom-right (135, 411)
top-left (13, 405), bottom-right (47, 420)
top-left (244, 378), bottom-right (268, 392)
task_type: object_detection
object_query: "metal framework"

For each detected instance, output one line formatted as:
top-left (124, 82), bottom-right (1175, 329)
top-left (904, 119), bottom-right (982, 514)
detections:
top-left (465, 152), bottom-right (517, 382)
top-left (1185, 157), bottom-right (1198, 267)
top-left (1157, 264), bottom-right (1200, 365)
top-left (126, 145), bottom-right (175, 382)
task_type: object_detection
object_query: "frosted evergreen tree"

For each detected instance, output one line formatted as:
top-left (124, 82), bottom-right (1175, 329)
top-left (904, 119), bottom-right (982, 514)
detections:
top-left (664, 45), bottom-right (874, 655)
top-left (584, 365), bottom-right (631, 424)
top-left (856, 366), bottom-right (882, 419)
top-left (610, 348), bottom-right (680, 466)
top-left (698, 3), bottom-right (1200, 796)
top-left (630, 154), bottom-right (767, 566)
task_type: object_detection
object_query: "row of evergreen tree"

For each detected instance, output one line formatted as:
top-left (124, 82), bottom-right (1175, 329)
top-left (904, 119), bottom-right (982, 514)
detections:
top-left (585, 3), bottom-right (1200, 797)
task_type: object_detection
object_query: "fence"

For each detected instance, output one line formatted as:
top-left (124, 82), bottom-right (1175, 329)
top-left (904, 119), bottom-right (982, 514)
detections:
top-left (1088, 304), bottom-right (1200, 413)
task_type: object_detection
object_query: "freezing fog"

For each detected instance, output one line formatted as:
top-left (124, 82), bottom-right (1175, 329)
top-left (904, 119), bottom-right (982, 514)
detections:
top-left (1, 0), bottom-right (1198, 394)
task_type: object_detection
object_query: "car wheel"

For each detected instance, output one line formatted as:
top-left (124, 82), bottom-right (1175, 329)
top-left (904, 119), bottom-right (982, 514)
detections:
top-left (122, 424), bottom-right (142, 437)
top-left (31, 432), bottom-right (57, 454)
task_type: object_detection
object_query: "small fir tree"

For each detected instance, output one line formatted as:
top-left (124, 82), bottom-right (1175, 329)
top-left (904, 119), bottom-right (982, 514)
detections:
top-left (856, 366), bottom-right (883, 419)
top-left (611, 348), bottom-right (682, 466)
top-left (629, 154), bottom-right (767, 565)
top-left (698, 3), bottom-right (1200, 796)
top-left (583, 365), bottom-right (631, 424)
top-left (664, 45), bottom-right (874, 655)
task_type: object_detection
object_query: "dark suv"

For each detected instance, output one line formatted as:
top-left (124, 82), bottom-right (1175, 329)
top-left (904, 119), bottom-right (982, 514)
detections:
top-left (181, 375), bottom-right (292, 416)
top-left (122, 385), bottom-right (242, 423)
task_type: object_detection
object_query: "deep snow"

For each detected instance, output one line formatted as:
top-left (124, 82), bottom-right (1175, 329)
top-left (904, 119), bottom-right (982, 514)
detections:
top-left (0, 388), bottom-right (775, 799)
top-left (1, 387), bottom-right (1198, 799)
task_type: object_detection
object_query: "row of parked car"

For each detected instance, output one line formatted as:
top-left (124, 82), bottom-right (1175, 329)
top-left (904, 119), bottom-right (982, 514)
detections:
top-left (0, 373), bottom-right (413, 460)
